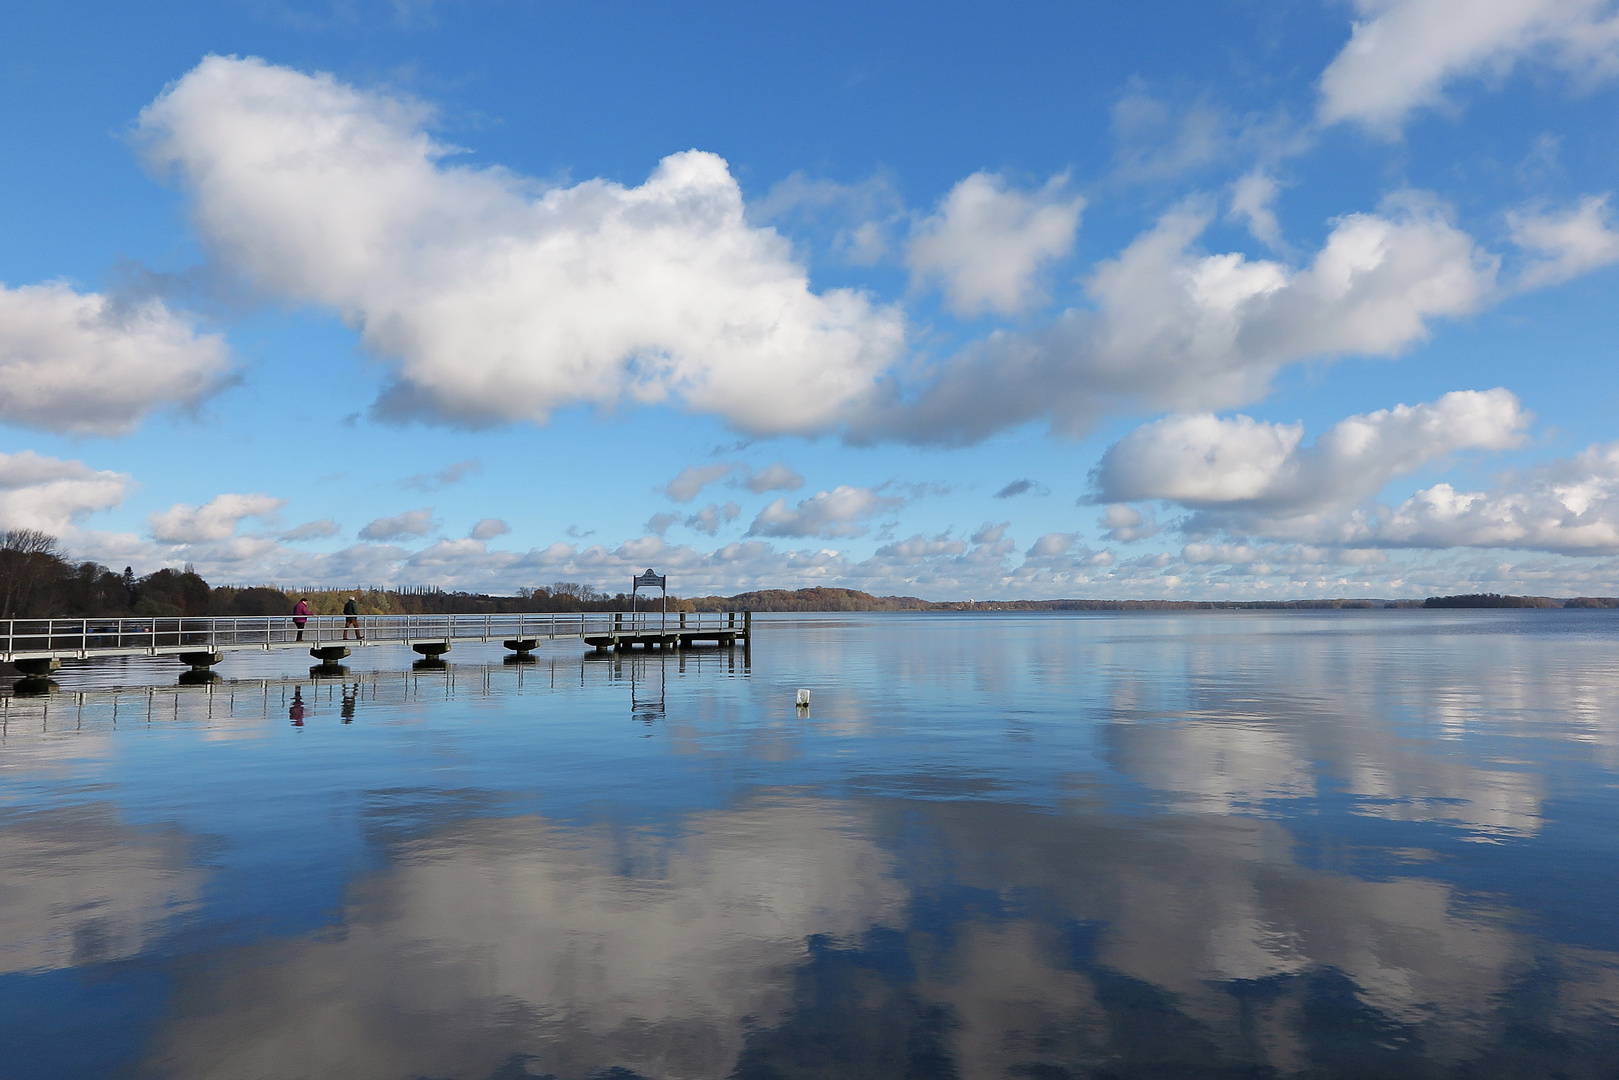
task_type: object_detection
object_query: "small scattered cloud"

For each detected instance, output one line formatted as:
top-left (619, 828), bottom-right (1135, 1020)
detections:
top-left (872, 534), bottom-right (967, 562)
top-left (1228, 169), bottom-right (1285, 250)
top-left (662, 463), bottom-right (735, 503)
top-left (280, 518), bottom-right (340, 542)
top-left (402, 458), bottom-right (481, 491)
top-left (359, 509), bottom-right (437, 541)
top-left (747, 486), bottom-right (904, 539)
top-left (645, 512), bottom-right (680, 537)
top-left (971, 522), bottom-right (1010, 546)
top-left (740, 462), bottom-right (805, 494)
top-left (468, 517), bottom-right (510, 540)
top-left (751, 171), bottom-right (907, 265)
top-left (1100, 504), bottom-right (1160, 543)
top-left (993, 479), bottom-right (1048, 499)
top-left (685, 502), bottom-right (741, 536)
top-left (1509, 194), bottom-right (1619, 290)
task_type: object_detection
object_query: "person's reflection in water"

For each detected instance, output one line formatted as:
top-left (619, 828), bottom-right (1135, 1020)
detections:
top-left (340, 684), bottom-right (357, 724)
top-left (289, 687), bottom-right (305, 727)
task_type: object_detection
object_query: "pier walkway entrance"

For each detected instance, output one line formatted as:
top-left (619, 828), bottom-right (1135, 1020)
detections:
top-left (1, 610), bottom-right (752, 677)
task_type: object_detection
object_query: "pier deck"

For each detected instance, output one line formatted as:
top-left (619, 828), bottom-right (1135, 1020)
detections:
top-left (2, 611), bottom-right (751, 675)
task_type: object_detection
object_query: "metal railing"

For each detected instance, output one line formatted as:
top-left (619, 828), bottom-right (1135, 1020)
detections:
top-left (1, 610), bottom-right (749, 661)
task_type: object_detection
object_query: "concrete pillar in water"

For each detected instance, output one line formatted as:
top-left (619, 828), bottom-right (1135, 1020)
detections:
top-left (503, 638), bottom-right (538, 657)
top-left (309, 646), bottom-right (351, 673)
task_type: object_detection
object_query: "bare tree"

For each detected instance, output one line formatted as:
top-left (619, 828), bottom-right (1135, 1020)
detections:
top-left (0, 529), bottom-right (67, 618)
top-left (1, 529), bottom-right (60, 556)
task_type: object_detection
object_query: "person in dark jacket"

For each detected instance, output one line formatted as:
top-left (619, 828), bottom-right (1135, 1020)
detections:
top-left (343, 595), bottom-right (362, 640)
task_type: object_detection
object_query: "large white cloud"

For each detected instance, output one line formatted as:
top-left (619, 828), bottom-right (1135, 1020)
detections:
top-left (0, 451), bottom-right (132, 534)
top-left (865, 195), bottom-right (1496, 444)
top-left (906, 172), bottom-right (1084, 316)
top-left (1093, 389), bottom-right (1528, 541)
top-left (136, 56), bottom-right (904, 435)
top-left (1318, 0), bottom-right (1619, 131)
top-left (0, 282), bottom-right (229, 436)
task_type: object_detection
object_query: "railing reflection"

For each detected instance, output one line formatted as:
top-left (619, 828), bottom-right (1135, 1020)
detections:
top-left (1, 644), bottom-right (749, 731)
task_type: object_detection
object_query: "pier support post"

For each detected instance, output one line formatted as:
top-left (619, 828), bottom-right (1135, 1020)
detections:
top-left (503, 638), bottom-right (538, 657)
top-left (13, 657), bottom-right (61, 677)
top-left (412, 641), bottom-right (451, 658)
top-left (178, 651), bottom-right (224, 670)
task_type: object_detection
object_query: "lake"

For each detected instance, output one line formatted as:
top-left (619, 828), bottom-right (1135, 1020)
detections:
top-left (3, 610), bottom-right (1619, 1079)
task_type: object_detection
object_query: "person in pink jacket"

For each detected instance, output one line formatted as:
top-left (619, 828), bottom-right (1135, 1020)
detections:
top-left (293, 597), bottom-right (311, 641)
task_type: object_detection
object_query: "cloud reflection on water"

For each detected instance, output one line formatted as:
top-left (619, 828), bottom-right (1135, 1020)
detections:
top-left (5, 614), bottom-right (1619, 1077)
top-left (0, 804), bottom-right (202, 974)
top-left (138, 787), bottom-right (1617, 1079)
top-left (147, 797), bottom-right (902, 1080)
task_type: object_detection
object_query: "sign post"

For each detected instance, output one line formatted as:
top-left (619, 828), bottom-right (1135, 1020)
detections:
top-left (632, 569), bottom-right (667, 635)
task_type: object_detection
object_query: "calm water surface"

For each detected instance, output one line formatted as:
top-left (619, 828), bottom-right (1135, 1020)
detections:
top-left (3, 610), bottom-right (1619, 1078)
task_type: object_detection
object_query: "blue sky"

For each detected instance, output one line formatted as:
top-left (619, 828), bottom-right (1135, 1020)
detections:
top-left (4, 0), bottom-right (1619, 599)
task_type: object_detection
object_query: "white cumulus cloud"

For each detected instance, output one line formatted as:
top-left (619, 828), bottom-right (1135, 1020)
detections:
top-left (0, 451), bottom-right (132, 534)
top-left (1382, 443), bottom-right (1619, 554)
top-left (147, 493), bottom-right (286, 544)
top-left (868, 194), bottom-right (1496, 444)
top-left (906, 172), bottom-right (1084, 316)
top-left (137, 56), bottom-right (904, 436)
top-left (1093, 389), bottom-right (1529, 540)
top-left (1318, 0), bottom-right (1619, 132)
top-left (1509, 194), bottom-right (1619, 290)
top-left (0, 282), bottom-right (229, 436)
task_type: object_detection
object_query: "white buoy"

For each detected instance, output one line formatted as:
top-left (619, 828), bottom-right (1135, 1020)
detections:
top-left (795, 688), bottom-right (811, 706)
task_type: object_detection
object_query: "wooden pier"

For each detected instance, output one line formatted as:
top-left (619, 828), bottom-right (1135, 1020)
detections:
top-left (1, 610), bottom-right (751, 678)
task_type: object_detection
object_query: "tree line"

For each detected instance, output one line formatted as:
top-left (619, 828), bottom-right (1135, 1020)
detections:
top-left (0, 530), bottom-right (698, 620)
